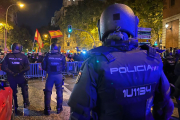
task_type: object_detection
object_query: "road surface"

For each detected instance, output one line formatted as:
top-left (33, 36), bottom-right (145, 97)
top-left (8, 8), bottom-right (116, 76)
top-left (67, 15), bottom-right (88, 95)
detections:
top-left (14, 76), bottom-right (179, 120)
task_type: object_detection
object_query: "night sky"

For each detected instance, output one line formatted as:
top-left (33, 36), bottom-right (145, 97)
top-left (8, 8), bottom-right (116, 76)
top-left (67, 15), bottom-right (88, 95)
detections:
top-left (17, 0), bottom-right (62, 33)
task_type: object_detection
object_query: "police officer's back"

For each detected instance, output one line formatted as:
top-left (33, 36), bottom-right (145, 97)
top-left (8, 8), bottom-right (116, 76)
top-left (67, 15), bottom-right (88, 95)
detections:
top-left (68, 4), bottom-right (174, 120)
top-left (1, 43), bottom-right (30, 113)
top-left (42, 43), bottom-right (66, 115)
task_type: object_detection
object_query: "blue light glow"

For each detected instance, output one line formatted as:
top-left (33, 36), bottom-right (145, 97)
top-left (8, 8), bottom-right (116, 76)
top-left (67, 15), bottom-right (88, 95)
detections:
top-left (82, 51), bottom-right (86, 54)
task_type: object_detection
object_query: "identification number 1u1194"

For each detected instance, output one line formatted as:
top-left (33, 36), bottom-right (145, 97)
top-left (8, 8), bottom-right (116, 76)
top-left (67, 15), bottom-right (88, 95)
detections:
top-left (123, 85), bottom-right (151, 98)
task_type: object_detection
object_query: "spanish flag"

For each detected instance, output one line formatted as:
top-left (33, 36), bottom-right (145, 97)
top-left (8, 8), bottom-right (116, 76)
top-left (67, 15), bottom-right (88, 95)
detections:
top-left (34, 29), bottom-right (44, 49)
top-left (49, 30), bottom-right (63, 38)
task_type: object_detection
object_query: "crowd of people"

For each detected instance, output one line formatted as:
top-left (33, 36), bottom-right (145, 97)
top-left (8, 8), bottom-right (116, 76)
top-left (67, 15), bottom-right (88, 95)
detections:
top-left (0, 51), bottom-right (89, 64)
top-left (162, 47), bottom-right (180, 84)
top-left (158, 47), bottom-right (180, 118)
top-left (26, 52), bottom-right (88, 63)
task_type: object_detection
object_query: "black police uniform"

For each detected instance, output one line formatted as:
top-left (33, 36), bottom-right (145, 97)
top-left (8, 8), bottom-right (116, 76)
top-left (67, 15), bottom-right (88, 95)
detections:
top-left (42, 52), bottom-right (66, 114)
top-left (68, 45), bottom-right (174, 120)
top-left (1, 52), bottom-right (30, 109)
top-left (163, 55), bottom-right (177, 84)
top-left (174, 59), bottom-right (180, 119)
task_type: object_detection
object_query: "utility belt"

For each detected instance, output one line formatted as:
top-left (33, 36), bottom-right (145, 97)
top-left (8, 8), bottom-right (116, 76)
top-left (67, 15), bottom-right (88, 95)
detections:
top-left (47, 71), bottom-right (62, 75)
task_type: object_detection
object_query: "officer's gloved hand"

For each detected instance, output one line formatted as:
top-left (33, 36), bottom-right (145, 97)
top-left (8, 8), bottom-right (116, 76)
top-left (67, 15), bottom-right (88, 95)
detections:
top-left (8, 71), bottom-right (15, 76)
top-left (13, 73), bottom-right (19, 77)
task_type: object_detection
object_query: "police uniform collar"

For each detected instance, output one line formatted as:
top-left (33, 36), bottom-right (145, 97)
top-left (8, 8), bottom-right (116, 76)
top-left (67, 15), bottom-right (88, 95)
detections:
top-left (89, 46), bottom-right (115, 55)
top-left (12, 49), bottom-right (21, 53)
top-left (51, 52), bottom-right (59, 54)
top-left (89, 46), bottom-right (117, 63)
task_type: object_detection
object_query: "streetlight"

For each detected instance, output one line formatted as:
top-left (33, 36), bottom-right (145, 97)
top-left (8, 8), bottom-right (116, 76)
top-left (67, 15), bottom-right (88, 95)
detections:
top-left (43, 34), bottom-right (51, 47)
top-left (19, 4), bottom-right (24, 8)
top-left (4, 3), bottom-right (24, 51)
top-left (44, 34), bottom-right (48, 38)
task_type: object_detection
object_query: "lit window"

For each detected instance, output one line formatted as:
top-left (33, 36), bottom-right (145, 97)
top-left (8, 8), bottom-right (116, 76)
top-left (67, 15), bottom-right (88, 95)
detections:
top-left (73, 0), bottom-right (75, 1)
top-left (68, 0), bottom-right (70, 1)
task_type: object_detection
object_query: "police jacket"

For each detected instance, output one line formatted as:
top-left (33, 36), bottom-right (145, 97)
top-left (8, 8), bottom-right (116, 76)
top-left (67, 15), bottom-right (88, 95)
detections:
top-left (42, 52), bottom-right (66, 74)
top-left (173, 59), bottom-right (180, 98)
top-left (1, 52), bottom-right (30, 76)
top-left (68, 45), bottom-right (174, 120)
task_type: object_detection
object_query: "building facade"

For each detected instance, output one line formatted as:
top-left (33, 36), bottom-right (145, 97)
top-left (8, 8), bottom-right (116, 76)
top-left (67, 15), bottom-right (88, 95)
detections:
top-left (162, 0), bottom-right (180, 49)
top-left (51, 0), bottom-right (83, 52)
top-left (52, 0), bottom-right (102, 52)
top-left (51, 0), bottom-right (84, 26)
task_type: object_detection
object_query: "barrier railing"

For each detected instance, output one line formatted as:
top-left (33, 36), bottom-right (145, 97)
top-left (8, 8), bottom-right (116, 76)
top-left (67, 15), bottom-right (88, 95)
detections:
top-left (65, 62), bottom-right (83, 76)
top-left (25, 63), bottom-right (46, 81)
top-left (0, 62), bottom-right (84, 80)
top-left (0, 71), bottom-right (6, 80)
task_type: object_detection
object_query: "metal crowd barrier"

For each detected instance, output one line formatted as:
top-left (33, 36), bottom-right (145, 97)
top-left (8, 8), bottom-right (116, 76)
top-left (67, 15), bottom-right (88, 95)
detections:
top-left (25, 62), bottom-right (83, 80)
top-left (25, 63), bottom-right (46, 81)
top-left (0, 71), bottom-right (6, 80)
top-left (0, 62), bottom-right (84, 81)
top-left (65, 62), bottom-right (83, 77)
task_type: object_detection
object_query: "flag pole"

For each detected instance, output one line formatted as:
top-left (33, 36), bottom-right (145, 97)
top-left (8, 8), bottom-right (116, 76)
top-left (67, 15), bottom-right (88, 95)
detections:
top-left (32, 29), bottom-right (37, 52)
top-left (32, 39), bottom-right (35, 52)
top-left (50, 38), bottom-right (52, 47)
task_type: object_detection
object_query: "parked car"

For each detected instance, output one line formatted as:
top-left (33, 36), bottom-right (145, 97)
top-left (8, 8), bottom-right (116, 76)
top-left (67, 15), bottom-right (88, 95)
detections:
top-left (0, 80), bottom-right (14, 120)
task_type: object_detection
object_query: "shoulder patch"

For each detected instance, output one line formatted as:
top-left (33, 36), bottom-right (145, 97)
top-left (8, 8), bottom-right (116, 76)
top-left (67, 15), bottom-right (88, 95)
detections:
top-left (75, 71), bottom-right (82, 84)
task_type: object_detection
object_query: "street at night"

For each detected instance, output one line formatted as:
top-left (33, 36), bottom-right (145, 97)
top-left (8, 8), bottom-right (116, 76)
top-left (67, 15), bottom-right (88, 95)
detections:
top-left (12, 76), bottom-right (179, 120)
top-left (0, 0), bottom-right (180, 119)
top-left (14, 76), bottom-right (74, 120)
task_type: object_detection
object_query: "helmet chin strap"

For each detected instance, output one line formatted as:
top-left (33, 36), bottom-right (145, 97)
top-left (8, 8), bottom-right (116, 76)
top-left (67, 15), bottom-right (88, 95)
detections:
top-left (103, 31), bottom-right (138, 51)
top-left (107, 31), bottom-right (129, 42)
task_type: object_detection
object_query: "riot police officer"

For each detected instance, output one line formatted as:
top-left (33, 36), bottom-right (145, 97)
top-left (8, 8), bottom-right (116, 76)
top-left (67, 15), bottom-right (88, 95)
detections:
top-left (1, 43), bottom-right (30, 113)
top-left (42, 43), bottom-right (66, 115)
top-left (68, 4), bottom-right (174, 120)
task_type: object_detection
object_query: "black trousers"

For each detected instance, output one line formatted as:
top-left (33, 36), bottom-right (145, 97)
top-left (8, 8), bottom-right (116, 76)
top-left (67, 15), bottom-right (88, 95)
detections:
top-left (44, 73), bottom-right (63, 109)
top-left (176, 98), bottom-right (180, 120)
top-left (7, 75), bottom-right (29, 108)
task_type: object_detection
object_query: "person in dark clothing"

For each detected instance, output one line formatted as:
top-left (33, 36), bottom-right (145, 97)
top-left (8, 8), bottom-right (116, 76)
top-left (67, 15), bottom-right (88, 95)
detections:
top-left (73, 53), bottom-right (78, 61)
top-left (27, 53), bottom-right (32, 63)
top-left (163, 55), bottom-right (177, 84)
top-left (75, 53), bottom-right (81, 61)
top-left (37, 54), bottom-right (44, 63)
top-left (1, 43), bottom-right (30, 114)
top-left (42, 43), bottom-right (66, 115)
top-left (68, 4), bottom-right (174, 120)
top-left (174, 49), bottom-right (180, 64)
top-left (174, 59), bottom-right (180, 120)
